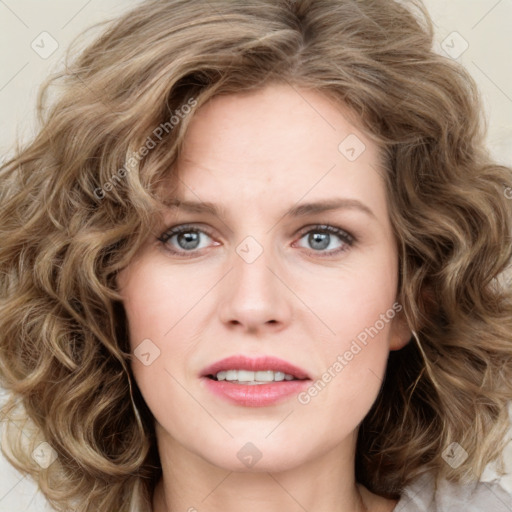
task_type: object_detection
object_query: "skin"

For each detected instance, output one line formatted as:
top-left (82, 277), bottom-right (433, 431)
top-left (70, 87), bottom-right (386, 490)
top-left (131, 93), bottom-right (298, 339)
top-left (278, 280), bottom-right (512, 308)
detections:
top-left (117, 82), bottom-right (412, 512)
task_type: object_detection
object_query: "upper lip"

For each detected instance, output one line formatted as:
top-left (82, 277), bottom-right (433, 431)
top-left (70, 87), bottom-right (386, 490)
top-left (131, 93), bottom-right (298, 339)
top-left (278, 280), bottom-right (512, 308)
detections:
top-left (201, 355), bottom-right (311, 380)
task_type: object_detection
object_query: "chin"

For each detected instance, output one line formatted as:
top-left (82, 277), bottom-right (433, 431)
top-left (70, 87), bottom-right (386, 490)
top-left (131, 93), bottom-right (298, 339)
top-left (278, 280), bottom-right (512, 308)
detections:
top-left (194, 438), bottom-right (309, 473)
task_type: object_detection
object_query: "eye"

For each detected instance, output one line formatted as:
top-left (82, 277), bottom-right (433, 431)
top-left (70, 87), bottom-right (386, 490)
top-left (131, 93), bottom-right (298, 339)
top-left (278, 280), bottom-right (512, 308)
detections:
top-left (157, 223), bottom-right (355, 258)
top-left (293, 224), bottom-right (354, 256)
top-left (157, 224), bottom-right (219, 256)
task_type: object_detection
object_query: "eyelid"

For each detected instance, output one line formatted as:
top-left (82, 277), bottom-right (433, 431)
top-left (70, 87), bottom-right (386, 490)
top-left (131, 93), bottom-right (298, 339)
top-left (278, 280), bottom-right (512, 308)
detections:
top-left (157, 223), bottom-right (216, 242)
top-left (295, 224), bottom-right (354, 243)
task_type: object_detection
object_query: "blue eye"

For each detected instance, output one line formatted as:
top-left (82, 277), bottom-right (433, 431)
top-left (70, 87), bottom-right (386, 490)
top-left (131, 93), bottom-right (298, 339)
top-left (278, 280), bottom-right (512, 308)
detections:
top-left (157, 223), bottom-right (354, 258)
top-left (157, 224), bottom-right (217, 256)
top-left (295, 224), bottom-right (354, 255)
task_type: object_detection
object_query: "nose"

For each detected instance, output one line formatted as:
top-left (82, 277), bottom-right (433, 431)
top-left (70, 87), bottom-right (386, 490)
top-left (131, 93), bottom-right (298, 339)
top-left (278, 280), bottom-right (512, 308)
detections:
top-left (217, 240), bottom-right (293, 334)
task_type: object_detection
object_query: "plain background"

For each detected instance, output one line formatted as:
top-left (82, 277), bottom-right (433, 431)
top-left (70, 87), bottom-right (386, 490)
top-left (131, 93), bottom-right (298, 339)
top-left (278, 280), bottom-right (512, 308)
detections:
top-left (1, 1), bottom-right (511, 510)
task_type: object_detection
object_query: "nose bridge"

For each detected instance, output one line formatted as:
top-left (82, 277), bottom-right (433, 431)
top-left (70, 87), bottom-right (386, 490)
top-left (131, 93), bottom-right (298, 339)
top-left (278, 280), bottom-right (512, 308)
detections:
top-left (217, 234), bottom-right (291, 330)
top-left (234, 235), bottom-right (274, 293)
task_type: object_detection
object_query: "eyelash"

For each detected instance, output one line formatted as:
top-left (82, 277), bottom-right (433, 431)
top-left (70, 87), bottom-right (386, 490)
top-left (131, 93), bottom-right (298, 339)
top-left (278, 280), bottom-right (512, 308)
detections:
top-left (157, 223), bottom-right (355, 258)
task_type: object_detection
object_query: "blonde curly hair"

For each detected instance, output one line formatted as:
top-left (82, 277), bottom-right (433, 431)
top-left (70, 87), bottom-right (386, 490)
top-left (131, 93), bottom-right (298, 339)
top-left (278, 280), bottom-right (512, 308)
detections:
top-left (1, 0), bottom-right (511, 510)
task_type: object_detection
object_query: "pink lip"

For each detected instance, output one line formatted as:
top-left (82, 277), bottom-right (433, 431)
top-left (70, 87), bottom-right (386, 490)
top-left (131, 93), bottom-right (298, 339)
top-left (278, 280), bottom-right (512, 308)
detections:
top-left (200, 355), bottom-right (311, 380)
top-left (200, 355), bottom-right (312, 408)
top-left (202, 378), bottom-right (311, 407)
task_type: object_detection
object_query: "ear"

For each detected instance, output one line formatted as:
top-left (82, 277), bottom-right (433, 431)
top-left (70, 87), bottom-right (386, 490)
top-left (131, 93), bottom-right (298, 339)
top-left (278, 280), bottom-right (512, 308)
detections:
top-left (389, 306), bottom-right (412, 351)
top-left (389, 284), bottom-right (435, 351)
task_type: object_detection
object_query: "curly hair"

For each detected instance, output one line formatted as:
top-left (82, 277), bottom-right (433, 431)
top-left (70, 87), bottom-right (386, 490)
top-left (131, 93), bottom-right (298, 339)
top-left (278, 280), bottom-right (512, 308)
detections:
top-left (1, 0), bottom-right (511, 510)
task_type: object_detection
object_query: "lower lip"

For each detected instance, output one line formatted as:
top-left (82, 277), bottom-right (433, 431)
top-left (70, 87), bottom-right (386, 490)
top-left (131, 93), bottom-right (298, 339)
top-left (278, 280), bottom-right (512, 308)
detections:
top-left (202, 377), bottom-right (311, 407)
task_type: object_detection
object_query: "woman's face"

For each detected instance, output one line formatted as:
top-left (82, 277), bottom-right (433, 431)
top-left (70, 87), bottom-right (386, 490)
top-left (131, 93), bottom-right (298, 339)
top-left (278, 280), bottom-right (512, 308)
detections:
top-left (117, 83), bottom-right (411, 473)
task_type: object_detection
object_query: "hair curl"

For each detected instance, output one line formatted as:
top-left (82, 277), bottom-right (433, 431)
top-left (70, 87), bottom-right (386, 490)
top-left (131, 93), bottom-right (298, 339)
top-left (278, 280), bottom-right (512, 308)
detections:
top-left (1, 0), bottom-right (511, 510)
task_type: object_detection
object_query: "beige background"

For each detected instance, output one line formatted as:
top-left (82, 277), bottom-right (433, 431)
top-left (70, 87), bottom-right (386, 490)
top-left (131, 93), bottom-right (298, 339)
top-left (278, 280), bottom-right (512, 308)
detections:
top-left (1, 0), bottom-right (511, 510)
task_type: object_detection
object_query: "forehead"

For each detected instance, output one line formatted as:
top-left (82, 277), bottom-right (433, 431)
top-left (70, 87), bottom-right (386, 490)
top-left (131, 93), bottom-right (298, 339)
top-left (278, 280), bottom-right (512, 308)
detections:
top-left (165, 83), bottom-right (387, 221)
top-left (180, 83), bottom-right (379, 166)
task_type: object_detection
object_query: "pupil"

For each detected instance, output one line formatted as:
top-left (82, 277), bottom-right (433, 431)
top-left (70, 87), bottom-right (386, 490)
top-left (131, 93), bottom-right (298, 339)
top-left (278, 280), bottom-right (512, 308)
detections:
top-left (309, 232), bottom-right (329, 250)
top-left (178, 232), bottom-right (200, 250)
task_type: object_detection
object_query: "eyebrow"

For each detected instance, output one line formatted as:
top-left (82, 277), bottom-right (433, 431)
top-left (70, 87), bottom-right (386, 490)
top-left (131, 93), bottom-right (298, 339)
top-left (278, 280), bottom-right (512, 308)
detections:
top-left (165, 197), bottom-right (376, 220)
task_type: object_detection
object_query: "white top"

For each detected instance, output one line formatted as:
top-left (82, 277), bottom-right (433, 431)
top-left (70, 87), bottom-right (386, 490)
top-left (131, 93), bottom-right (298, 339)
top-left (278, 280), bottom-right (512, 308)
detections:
top-left (394, 473), bottom-right (512, 511)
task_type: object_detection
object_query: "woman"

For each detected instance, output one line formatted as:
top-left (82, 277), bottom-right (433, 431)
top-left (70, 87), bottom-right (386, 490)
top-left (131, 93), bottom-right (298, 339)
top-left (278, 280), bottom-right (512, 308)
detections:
top-left (1, 1), bottom-right (511, 511)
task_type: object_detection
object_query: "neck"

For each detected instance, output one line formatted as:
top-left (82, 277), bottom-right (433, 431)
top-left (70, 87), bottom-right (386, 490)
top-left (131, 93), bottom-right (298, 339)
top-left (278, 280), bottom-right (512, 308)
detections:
top-left (153, 476), bottom-right (369, 512)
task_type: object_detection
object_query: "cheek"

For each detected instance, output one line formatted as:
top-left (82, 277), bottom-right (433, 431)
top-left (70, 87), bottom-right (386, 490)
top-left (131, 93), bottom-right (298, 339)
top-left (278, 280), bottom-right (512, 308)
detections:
top-left (117, 264), bottom-right (173, 370)
top-left (119, 260), bottom-right (207, 349)
top-left (293, 241), bottom-right (398, 344)
top-left (296, 294), bottom-right (395, 430)
top-left (118, 261), bottom-right (212, 416)
top-left (119, 277), bottom-right (194, 437)
top-left (294, 248), bottom-right (398, 407)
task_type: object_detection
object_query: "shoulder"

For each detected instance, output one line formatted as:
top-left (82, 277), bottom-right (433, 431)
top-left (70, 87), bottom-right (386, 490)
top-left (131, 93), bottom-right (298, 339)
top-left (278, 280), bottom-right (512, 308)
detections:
top-left (394, 473), bottom-right (512, 512)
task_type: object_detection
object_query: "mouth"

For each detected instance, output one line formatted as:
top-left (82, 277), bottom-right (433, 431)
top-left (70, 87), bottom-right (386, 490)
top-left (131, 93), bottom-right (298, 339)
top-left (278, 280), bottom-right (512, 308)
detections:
top-left (200, 355), bottom-right (312, 407)
top-left (206, 369), bottom-right (307, 385)
top-left (201, 354), bottom-right (311, 382)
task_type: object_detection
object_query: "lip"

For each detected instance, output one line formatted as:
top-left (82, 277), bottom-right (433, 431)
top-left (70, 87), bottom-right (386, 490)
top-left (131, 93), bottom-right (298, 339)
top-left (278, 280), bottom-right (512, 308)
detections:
top-left (200, 355), bottom-right (312, 408)
top-left (200, 355), bottom-right (311, 380)
top-left (202, 378), bottom-right (311, 407)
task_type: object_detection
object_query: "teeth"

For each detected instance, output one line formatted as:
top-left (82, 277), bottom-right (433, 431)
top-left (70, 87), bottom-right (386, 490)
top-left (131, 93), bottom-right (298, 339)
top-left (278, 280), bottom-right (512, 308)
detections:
top-left (238, 370), bottom-right (256, 381)
top-left (214, 370), bottom-right (295, 382)
top-left (225, 370), bottom-right (237, 380)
